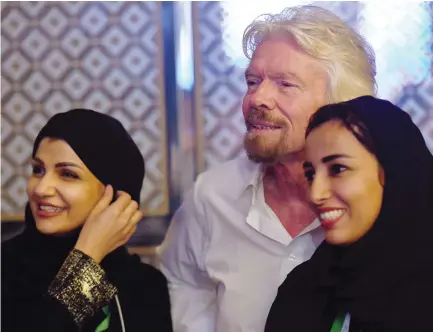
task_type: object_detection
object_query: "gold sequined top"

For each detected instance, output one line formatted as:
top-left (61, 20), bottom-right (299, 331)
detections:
top-left (48, 249), bottom-right (118, 324)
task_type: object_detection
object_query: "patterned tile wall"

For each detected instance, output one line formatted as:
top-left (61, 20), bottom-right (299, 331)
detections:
top-left (193, 1), bottom-right (433, 172)
top-left (192, 1), bottom-right (246, 172)
top-left (1, 1), bottom-right (169, 218)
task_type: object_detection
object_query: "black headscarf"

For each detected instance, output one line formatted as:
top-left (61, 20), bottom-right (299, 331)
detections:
top-left (265, 96), bottom-right (433, 332)
top-left (8, 108), bottom-right (145, 311)
top-left (33, 108), bottom-right (144, 202)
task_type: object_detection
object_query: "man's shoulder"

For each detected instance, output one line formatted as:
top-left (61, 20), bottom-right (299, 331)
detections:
top-left (194, 154), bottom-right (259, 197)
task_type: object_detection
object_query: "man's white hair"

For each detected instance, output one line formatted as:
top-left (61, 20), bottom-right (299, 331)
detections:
top-left (242, 5), bottom-right (377, 103)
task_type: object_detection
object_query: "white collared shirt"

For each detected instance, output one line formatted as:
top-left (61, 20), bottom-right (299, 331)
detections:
top-left (158, 154), bottom-right (324, 332)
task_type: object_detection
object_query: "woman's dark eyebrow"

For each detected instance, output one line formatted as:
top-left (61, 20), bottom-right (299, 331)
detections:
top-left (55, 162), bottom-right (82, 170)
top-left (322, 154), bottom-right (352, 163)
top-left (32, 158), bottom-right (82, 170)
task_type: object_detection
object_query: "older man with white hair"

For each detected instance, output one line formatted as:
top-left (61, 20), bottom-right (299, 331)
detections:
top-left (159, 5), bottom-right (376, 332)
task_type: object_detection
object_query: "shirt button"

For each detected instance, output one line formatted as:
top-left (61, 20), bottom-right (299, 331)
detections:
top-left (288, 254), bottom-right (296, 260)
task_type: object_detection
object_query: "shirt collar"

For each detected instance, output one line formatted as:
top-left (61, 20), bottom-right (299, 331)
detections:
top-left (235, 155), bottom-right (262, 198)
top-left (298, 218), bottom-right (322, 236)
top-left (238, 158), bottom-right (322, 236)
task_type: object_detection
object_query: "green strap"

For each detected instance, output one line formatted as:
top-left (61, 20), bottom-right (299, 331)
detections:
top-left (330, 312), bottom-right (345, 332)
top-left (95, 306), bottom-right (111, 332)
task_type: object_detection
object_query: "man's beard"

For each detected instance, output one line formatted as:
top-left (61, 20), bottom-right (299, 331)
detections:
top-left (243, 108), bottom-right (303, 163)
top-left (243, 130), bottom-right (291, 164)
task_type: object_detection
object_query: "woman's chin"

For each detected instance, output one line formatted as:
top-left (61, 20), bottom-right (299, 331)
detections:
top-left (35, 218), bottom-right (79, 236)
top-left (325, 229), bottom-right (363, 246)
top-left (325, 229), bottom-right (351, 245)
top-left (35, 219), bottom-right (61, 235)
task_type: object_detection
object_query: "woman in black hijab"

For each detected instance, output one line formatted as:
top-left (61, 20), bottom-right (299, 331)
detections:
top-left (2, 109), bottom-right (173, 331)
top-left (265, 96), bottom-right (433, 332)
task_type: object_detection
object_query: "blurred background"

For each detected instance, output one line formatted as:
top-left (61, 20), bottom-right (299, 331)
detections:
top-left (2, 1), bottom-right (432, 260)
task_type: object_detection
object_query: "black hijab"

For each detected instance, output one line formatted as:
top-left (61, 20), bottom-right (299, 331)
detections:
top-left (5, 108), bottom-right (145, 315)
top-left (265, 96), bottom-right (433, 332)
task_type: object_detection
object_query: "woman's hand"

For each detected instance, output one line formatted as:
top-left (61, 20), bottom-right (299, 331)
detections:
top-left (74, 185), bottom-right (143, 263)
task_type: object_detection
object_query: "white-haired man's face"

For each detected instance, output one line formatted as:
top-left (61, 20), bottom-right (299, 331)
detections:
top-left (242, 35), bottom-right (328, 163)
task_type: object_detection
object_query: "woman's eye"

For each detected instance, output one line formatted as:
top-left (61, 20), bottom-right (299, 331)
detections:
top-left (62, 171), bottom-right (79, 179)
top-left (32, 165), bottom-right (44, 176)
top-left (330, 164), bottom-right (347, 176)
top-left (304, 169), bottom-right (315, 183)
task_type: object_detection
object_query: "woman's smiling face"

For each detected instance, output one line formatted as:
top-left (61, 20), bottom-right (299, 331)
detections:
top-left (303, 120), bottom-right (384, 245)
top-left (26, 138), bottom-right (105, 235)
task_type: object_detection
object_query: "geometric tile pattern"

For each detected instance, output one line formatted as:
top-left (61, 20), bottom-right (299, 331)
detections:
top-left (1, 2), bottom-right (169, 218)
top-left (357, 2), bottom-right (432, 100)
top-left (396, 77), bottom-right (433, 154)
top-left (193, 1), bottom-right (247, 172)
top-left (193, 1), bottom-right (433, 172)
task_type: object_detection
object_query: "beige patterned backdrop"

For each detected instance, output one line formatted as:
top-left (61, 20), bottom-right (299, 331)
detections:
top-left (193, 1), bottom-right (433, 172)
top-left (1, 1), bottom-right (169, 218)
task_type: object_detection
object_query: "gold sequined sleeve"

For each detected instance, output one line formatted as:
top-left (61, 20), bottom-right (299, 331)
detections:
top-left (48, 248), bottom-right (118, 325)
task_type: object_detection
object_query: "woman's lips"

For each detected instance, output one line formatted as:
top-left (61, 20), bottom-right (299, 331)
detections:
top-left (317, 208), bottom-right (346, 229)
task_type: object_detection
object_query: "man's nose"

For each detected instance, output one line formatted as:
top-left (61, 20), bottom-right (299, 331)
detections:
top-left (250, 80), bottom-right (276, 111)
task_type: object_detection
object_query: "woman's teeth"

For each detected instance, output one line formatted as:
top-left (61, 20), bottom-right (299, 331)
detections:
top-left (39, 205), bottom-right (64, 212)
top-left (320, 210), bottom-right (344, 221)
